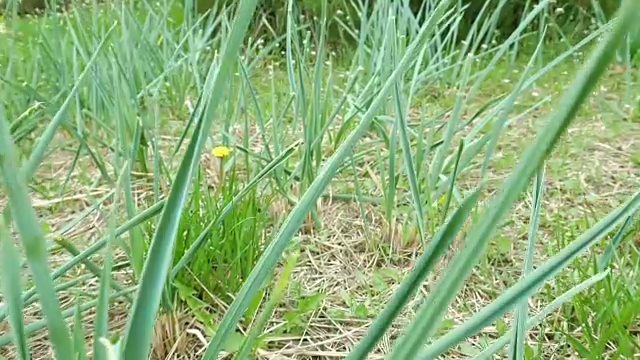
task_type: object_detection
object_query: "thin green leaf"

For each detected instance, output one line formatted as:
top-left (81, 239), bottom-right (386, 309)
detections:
top-left (54, 239), bottom-right (130, 301)
top-left (441, 141), bottom-right (465, 223)
top-left (93, 180), bottom-right (120, 360)
top-left (0, 219), bottom-right (30, 360)
top-left (392, 44), bottom-right (426, 248)
top-left (597, 215), bottom-right (633, 271)
top-left (508, 168), bottom-right (545, 360)
top-left (0, 105), bottom-right (73, 359)
top-left (234, 252), bottom-right (299, 360)
top-left (72, 301), bottom-right (88, 360)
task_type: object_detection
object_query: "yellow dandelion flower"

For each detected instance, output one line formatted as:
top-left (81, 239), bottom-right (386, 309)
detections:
top-left (212, 146), bottom-right (231, 158)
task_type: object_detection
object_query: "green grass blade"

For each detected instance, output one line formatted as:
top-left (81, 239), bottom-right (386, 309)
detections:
top-left (480, 30), bottom-right (546, 179)
top-left (420, 192), bottom-right (640, 359)
top-left (388, 0), bottom-right (640, 356)
top-left (200, 1), bottom-right (456, 358)
top-left (119, 122), bottom-right (146, 280)
top-left (0, 106), bottom-right (74, 359)
top-left (472, 270), bottom-right (610, 359)
top-left (92, 239), bottom-right (113, 360)
top-left (121, 0), bottom-right (261, 357)
top-left (347, 186), bottom-right (483, 360)
top-left (597, 215), bottom-right (633, 271)
top-left (508, 168), bottom-right (545, 360)
top-left (429, 53), bottom-right (472, 187)
top-left (392, 48), bottom-right (426, 248)
top-left (93, 185), bottom-right (120, 360)
top-left (0, 219), bottom-right (30, 360)
top-left (72, 301), bottom-right (89, 360)
top-left (441, 141), bottom-right (465, 223)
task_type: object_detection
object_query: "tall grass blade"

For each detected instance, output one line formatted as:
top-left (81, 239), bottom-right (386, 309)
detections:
top-left (480, 30), bottom-right (547, 179)
top-left (0, 219), bottom-right (30, 360)
top-left (440, 141), bottom-right (465, 223)
top-left (597, 215), bottom-right (633, 271)
top-left (392, 39), bottom-right (426, 248)
top-left (389, 0), bottom-right (640, 356)
top-left (0, 106), bottom-right (74, 359)
top-left (54, 239), bottom-right (130, 300)
top-left (72, 301), bottom-right (89, 360)
top-left (93, 183), bottom-right (121, 360)
top-left (508, 168), bottom-right (545, 360)
top-left (200, 1), bottom-right (456, 358)
top-left (429, 53), bottom-right (472, 187)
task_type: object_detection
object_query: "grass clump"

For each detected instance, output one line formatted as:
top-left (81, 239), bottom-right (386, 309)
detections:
top-left (171, 146), bottom-right (273, 305)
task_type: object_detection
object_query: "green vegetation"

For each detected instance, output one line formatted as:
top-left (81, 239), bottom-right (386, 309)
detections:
top-left (0, 0), bottom-right (639, 359)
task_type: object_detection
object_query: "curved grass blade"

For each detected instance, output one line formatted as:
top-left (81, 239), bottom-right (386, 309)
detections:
top-left (388, 0), bottom-right (640, 357)
top-left (121, 0), bottom-right (261, 358)
top-left (508, 168), bottom-right (545, 360)
top-left (200, 1), bottom-right (457, 358)
top-left (472, 270), bottom-right (610, 360)
top-left (72, 301), bottom-right (89, 360)
top-left (441, 141), bottom-right (465, 223)
top-left (419, 191), bottom-right (640, 359)
top-left (93, 183), bottom-right (121, 360)
top-left (347, 186), bottom-right (483, 360)
top-left (93, 237), bottom-right (113, 360)
top-left (597, 215), bottom-right (633, 271)
top-left (392, 45), bottom-right (426, 248)
top-left (0, 106), bottom-right (73, 359)
top-left (0, 219), bottom-right (30, 360)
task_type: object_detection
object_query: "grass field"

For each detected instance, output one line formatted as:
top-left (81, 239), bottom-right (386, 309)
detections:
top-left (0, 1), bottom-right (639, 359)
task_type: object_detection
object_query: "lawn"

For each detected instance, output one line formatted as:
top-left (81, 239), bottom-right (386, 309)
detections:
top-left (0, 1), bottom-right (639, 359)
